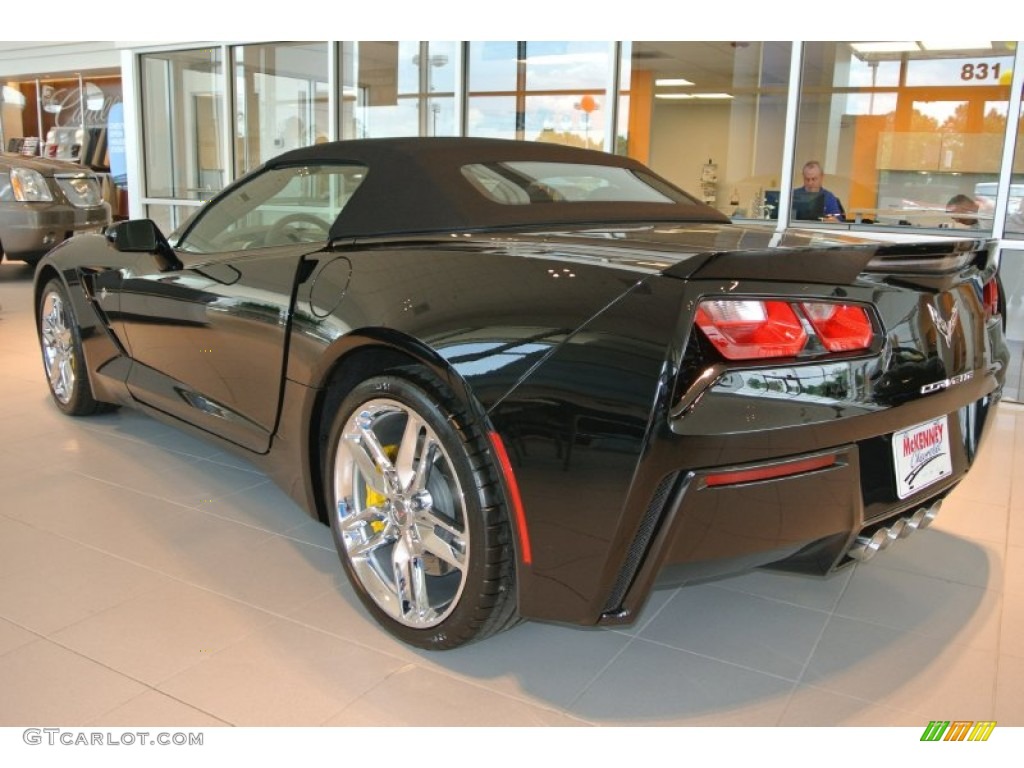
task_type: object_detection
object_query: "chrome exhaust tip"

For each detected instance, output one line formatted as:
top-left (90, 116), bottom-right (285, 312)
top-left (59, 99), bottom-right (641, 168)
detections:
top-left (916, 500), bottom-right (941, 529)
top-left (847, 500), bottom-right (942, 562)
top-left (848, 527), bottom-right (891, 561)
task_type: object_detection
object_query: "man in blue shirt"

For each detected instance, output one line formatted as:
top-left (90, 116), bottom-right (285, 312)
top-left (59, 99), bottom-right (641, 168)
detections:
top-left (792, 161), bottom-right (845, 221)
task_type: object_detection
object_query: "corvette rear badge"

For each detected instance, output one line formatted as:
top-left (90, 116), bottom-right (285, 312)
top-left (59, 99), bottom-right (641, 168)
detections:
top-left (921, 371), bottom-right (973, 395)
top-left (927, 303), bottom-right (959, 348)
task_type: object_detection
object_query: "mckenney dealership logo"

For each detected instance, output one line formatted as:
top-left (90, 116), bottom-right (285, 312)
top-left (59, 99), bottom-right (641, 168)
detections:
top-left (895, 416), bottom-right (952, 496)
top-left (920, 720), bottom-right (997, 741)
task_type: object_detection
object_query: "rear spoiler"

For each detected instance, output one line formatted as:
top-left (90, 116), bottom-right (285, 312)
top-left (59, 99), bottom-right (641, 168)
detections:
top-left (665, 237), bottom-right (993, 287)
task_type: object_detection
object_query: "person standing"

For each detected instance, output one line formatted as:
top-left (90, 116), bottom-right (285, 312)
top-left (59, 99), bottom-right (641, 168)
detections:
top-left (792, 161), bottom-right (845, 221)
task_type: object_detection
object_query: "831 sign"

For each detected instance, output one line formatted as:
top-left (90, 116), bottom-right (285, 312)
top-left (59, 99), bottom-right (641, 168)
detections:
top-left (961, 62), bottom-right (1003, 81)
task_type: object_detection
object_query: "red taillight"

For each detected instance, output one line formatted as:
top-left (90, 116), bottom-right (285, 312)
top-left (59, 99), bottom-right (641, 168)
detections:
top-left (800, 302), bottom-right (874, 352)
top-left (695, 299), bottom-right (806, 360)
top-left (982, 278), bottom-right (1001, 319)
top-left (696, 298), bottom-right (874, 360)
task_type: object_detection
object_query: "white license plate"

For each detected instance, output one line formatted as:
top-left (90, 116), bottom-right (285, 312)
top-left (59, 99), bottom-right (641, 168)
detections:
top-left (892, 415), bottom-right (953, 499)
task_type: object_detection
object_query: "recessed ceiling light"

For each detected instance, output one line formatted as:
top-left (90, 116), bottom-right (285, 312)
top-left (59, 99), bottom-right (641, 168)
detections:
top-left (851, 42), bottom-right (920, 54)
top-left (656, 92), bottom-right (733, 100)
top-left (655, 77), bottom-right (695, 87)
top-left (919, 41), bottom-right (992, 51)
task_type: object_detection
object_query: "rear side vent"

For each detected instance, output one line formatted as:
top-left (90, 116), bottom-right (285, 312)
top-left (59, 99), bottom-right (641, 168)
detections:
top-left (602, 472), bottom-right (680, 614)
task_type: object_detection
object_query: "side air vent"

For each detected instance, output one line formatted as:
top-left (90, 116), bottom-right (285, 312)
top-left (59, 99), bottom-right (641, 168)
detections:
top-left (602, 472), bottom-right (680, 614)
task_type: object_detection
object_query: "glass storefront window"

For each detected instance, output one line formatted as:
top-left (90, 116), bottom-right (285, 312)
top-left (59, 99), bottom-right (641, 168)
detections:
top-left (1, 74), bottom-right (126, 218)
top-left (145, 202), bottom-right (203, 237)
top-left (467, 41), bottom-right (612, 148)
top-left (80, 77), bottom-right (124, 175)
top-left (1000, 249), bottom-right (1024, 402)
top-left (127, 43), bottom-right (1024, 232)
top-left (627, 42), bottom-right (792, 219)
top-left (0, 84), bottom-right (28, 150)
top-left (614, 42), bottom-right (632, 157)
top-left (141, 47), bottom-right (226, 201)
top-left (36, 77), bottom-right (90, 162)
top-left (795, 42), bottom-right (1015, 229)
top-left (232, 42), bottom-right (329, 176)
top-left (1004, 97), bottom-right (1024, 238)
top-left (1003, 91), bottom-right (1024, 403)
top-left (421, 41), bottom-right (459, 138)
top-left (1, 75), bottom-right (122, 170)
top-left (342, 41), bottom-right (458, 139)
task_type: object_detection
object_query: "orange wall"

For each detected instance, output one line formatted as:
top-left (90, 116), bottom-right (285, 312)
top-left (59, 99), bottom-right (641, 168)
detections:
top-left (846, 114), bottom-right (887, 211)
top-left (627, 70), bottom-right (653, 164)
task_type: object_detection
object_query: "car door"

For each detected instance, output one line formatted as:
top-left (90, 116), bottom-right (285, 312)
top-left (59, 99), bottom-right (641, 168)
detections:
top-left (117, 246), bottom-right (312, 452)
top-left (116, 161), bottom-right (367, 453)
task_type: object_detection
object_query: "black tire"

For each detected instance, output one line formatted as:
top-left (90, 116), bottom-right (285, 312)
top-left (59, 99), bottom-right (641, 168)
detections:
top-left (38, 278), bottom-right (105, 416)
top-left (324, 371), bottom-right (518, 650)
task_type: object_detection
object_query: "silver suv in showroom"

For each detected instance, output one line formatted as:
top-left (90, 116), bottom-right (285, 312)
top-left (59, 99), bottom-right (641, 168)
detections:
top-left (1, 152), bottom-right (111, 266)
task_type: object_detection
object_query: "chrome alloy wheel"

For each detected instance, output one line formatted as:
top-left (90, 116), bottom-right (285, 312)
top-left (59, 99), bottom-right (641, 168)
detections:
top-left (331, 398), bottom-right (470, 628)
top-left (40, 290), bottom-right (77, 404)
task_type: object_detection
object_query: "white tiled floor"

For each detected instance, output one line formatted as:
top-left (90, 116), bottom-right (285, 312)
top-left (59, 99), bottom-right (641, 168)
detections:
top-left (1, 259), bottom-right (1023, 727)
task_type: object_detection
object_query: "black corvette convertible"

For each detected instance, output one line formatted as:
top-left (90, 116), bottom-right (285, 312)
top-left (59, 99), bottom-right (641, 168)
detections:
top-left (33, 138), bottom-right (1008, 649)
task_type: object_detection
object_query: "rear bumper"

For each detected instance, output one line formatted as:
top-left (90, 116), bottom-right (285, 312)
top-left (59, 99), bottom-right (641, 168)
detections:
top-left (597, 390), bottom-right (999, 625)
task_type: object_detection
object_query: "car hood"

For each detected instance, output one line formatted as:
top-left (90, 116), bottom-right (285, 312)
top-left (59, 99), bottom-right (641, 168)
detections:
top-left (0, 151), bottom-right (93, 177)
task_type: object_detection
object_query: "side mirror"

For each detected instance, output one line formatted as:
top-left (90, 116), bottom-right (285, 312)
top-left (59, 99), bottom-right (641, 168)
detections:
top-left (105, 219), bottom-right (181, 271)
top-left (106, 219), bottom-right (162, 252)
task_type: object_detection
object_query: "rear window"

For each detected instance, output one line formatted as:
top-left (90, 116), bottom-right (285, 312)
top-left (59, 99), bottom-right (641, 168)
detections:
top-left (462, 161), bottom-right (695, 206)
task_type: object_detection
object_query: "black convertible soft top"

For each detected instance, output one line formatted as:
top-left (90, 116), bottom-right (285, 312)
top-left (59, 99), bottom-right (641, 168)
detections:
top-left (267, 137), bottom-right (728, 241)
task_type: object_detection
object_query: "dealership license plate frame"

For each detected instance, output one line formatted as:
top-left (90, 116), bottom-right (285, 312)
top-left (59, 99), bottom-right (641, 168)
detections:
top-left (892, 414), bottom-right (953, 500)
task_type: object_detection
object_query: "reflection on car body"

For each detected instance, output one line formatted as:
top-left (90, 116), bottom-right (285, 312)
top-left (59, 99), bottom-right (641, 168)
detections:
top-left (31, 137), bottom-right (1008, 650)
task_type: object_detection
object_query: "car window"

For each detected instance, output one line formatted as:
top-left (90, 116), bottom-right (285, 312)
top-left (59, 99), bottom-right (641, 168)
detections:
top-left (176, 163), bottom-right (368, 254)
top-left (461, 161), bottom-right (695, 206)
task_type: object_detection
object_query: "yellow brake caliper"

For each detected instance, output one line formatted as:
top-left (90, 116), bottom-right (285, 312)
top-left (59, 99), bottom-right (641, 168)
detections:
top-left (366, 444), bottom-right (399, 532)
